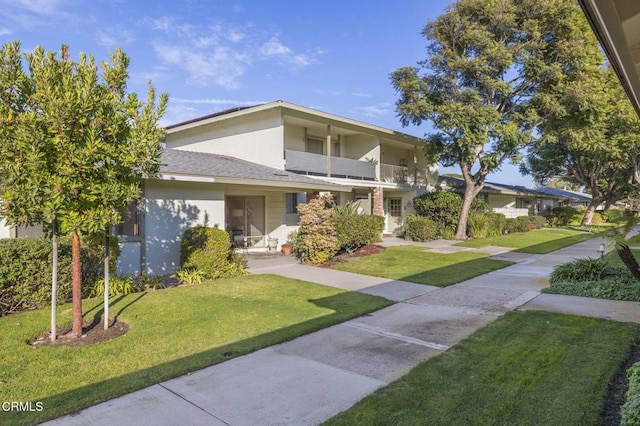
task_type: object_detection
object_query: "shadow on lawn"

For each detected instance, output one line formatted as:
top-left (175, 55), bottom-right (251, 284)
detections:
top-left (397, 256), bottom-right (514, 287)
top-left (513, 233), bottom-right (596, 254)
top-left (14, 291), bottom-right (391, 425)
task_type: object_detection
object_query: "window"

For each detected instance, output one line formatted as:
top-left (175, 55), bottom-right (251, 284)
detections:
top-left (286, 192), bottom-right (307, 214)
top-left (306, 137), bottom-right (323, 154)
top-left (117, 201), bottom-right (140, 236)
top-left (389, 198), bottom-right (402, 218)
top-left (332, 141), bottom-right (340, 157)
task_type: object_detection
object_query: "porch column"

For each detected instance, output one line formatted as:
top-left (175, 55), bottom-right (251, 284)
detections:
top-left (326, 124), bottom-right (331, 177)
top-left (373, 186), bottom-right (384, 216)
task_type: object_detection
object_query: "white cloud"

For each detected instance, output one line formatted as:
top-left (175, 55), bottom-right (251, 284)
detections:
top-left (0, 27), bottom-right (11, 36)
top-left (353, 103), bottom-right (393, 118)
top-left (154, 42), bottom-right (250, 90)
top-left (259, 35), bottom-right (316, 67)
top-left (97, 27), bottom-right (135, 47)
top-left (4, 0), bottom-right (65, 15)
top-left (351, 92), bottom-right (370, 98)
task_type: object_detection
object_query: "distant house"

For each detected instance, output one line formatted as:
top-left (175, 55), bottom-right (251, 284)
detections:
top-left (438, 177), bottom-right (571, 218)
top-left (535, 187), bottom-right (593, 210)
top-left (112, 100), bottom-right (438, 276)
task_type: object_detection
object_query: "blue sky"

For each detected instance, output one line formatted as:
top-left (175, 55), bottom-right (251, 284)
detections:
top-left (0, 0), bottom-right (534, 187)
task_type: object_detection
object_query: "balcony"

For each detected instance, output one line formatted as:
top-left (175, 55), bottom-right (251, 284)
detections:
top-left (284, 150), bottom-right (376, 180)
top-left (380, 164), bottom-right (409, 184)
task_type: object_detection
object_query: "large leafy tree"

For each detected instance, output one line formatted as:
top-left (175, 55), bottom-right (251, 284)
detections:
top-left (0, 41), bottom-right (168, 338)
top-left (523, 67), bottom-right (637, 225)
top-left (391, 0), bottom-right (602, 239)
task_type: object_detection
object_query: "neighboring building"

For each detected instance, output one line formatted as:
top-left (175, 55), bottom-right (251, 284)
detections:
top-left (438, 177), bottom-right (569, 218)
top-left (115, 100), bottom-right (438, 276)
top-left (536, 187), bottom-right (594, 210)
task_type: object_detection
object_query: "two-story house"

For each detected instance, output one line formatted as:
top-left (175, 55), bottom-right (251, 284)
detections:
top-left (115, 100), bottom-right (438, 276)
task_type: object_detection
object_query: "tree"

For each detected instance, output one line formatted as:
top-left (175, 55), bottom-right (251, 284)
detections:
top-left (522, 67), bottom-right (638, 225)
top-left (0, 41), bottom-right (168, 338)
top-left (391, 0), bottom-right (602, 239)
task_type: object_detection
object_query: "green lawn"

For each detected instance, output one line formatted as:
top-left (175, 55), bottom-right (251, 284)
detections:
top-left (0, 275), bottom-right (392, 425)
top-left (455, 228), bottom-right (596, 254)
top-left (325, 310), bottom-right (639, 426)
top-left (627, 234), bottom-right (640, 246)
top-left (332, 246), bottom-right (513, 286)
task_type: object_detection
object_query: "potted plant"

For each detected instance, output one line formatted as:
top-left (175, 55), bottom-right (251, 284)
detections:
top-left (281, 242), bottom-right (292, 255)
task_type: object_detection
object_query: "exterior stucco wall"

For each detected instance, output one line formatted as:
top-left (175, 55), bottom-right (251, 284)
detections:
top-left (165, 109), bottom-right (285, 170)
top-left (0, 218), bottom-right (11, 239)
top-left (145, 180), bottom-right (225, 276)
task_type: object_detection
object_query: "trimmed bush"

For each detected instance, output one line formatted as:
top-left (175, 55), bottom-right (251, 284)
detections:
top-left (602, 209), bottom-right (627, 223)
top-left (293, 194), bottom-right (339, 264)
top-left (333, 214), bottom-right (384, 253)
top-left (180, 226), bottom-right (247, 279)
top-left (0, 236), bottom-right (107, 316)
top-left (506, 216), bottom-right (530, 233)
top-left (623, 363), bottom-right (640, 425)
top-left (529, 215), bottom-right (547, 229)
top-left (404, 214), bottom-right (438, 242)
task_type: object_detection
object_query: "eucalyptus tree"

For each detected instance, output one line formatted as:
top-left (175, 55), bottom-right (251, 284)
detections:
top-left (0, 41), bottom-right (168, 338)
top-left (391, 0), bottom-right (603, 239)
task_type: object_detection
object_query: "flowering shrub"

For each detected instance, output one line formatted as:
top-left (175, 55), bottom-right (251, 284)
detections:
top-left (293, 194), bottom-right (339, 264)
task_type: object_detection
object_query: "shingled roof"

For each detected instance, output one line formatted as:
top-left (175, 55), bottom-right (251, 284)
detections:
top-left (159, 149), bottom-right (347, 190)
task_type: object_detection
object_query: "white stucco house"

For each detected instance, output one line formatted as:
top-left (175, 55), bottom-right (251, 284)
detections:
top-left (112, 100), bottom-right (438, 276)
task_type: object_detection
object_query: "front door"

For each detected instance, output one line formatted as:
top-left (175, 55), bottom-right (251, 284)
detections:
top-left (386, 197), bottom-right (403, 235)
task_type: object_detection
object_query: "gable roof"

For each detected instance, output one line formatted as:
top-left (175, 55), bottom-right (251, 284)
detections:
top-left (536, 186), bottom-right (592, 203)
top-left (159, 149), bottom-right (350, 191)
top-left (165, 100), bottom-right (424, 147)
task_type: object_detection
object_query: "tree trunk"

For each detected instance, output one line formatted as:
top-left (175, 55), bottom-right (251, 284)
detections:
top-left (104, 232), bottom-right (110, 331)
top-left (581, 201), bottom-right (598, 226)
top-left (455, 183), bottom-right (479, 240)
top-left (617, 244), bottom-right (640, 280)
top-left (50, 221), bottom-right (58, 342)
top-left (70, 231), bottom-right (83, 337)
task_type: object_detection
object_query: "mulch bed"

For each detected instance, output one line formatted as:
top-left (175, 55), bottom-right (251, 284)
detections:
top-left (31, 319), bottom-right (129, 347)
top-left (320, 244), bottom-right (386, 268)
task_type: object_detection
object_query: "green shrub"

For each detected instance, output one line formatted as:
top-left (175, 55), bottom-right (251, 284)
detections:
top-left (623, 362), bottom-right (640, 425)
top-left (0, 236), bottom-right (107, 316)
top-left (333, 214), bottom-right (384, 253)
top-left (412, 191), bottom-right (489, 237)
top-left (180, 226), bottom-right (247, 279)
top-left (550, 258), bottom-right (621, 283)
top-left (602, 209), bottom-right (627, 224)
top-left (467, 212), bottom-right (507, 239)
top-left (544, 275), bottom-right (640, 301)
top-left (404, 215), bottom-right (438, 242)
top-left (172, 268), bottom-right (205, 286)
top-left (529, 215), bottom-right (547, 229)
top-left (293, 194), bottom-right (340, 264)
top-left (546, 206), bottom-right (578, 227)
top-left (87, 275), bottom-right (135, 298)
top-left (412, 191), bottom-right (461, 230)
top-left (467, 213), bottom-right (490, 239)
top-left (506, 216), bottom-right (529, 233)
top-left (487, 213), bottom-right (508, 237)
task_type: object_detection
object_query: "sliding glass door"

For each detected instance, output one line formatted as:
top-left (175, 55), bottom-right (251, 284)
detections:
top-left (226, 196), bottom-right (266, 246)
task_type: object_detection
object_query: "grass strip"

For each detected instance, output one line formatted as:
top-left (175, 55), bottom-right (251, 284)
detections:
top-left (455, 228), bottom-right (595, 254)
top-left (332, 245), bottom-right (512, 286)
top-left (325, 310), bottom-right (640, 426)
top-left (0, 274), bottom-right (392, 425)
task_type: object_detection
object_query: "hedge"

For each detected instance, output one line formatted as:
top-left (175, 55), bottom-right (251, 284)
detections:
top-left (333, 214), bottom-right (384, 253)
top-left (0, 236), bottom-right (110, 316)
top-left (404, 214), bottom-right (438, 242)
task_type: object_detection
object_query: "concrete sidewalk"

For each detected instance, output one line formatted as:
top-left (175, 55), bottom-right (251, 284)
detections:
top-left (46, 236), bottom-right (640, 426)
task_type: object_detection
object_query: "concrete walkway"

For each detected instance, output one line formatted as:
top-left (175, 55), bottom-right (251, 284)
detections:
top-left (46, 236), bottom-right (640, 426)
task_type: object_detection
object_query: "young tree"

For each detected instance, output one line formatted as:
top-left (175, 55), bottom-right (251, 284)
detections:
top-left (391, 0), bottom-right (602, 239)
top-left (0, 41), bottom-right (168, 338)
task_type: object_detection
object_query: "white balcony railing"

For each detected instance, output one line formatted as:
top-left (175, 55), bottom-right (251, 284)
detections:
top-left (492, 207), bottom-right (530, 218)
top-left (380, 164), bottom-right (409, 184)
